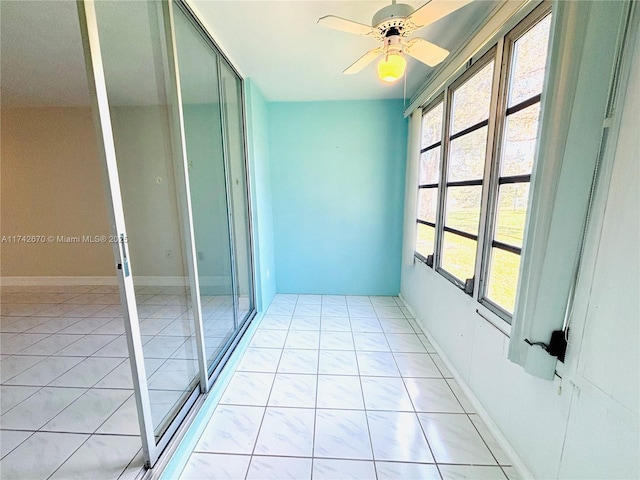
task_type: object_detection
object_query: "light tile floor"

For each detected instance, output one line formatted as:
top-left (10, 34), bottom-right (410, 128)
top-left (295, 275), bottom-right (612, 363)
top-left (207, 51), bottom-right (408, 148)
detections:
top-left (177, 294), bottom-right (519, 480)
top-left (0, 284), bottom-right (242, 480)
top-left (0, 285), bottom-right (145, 480)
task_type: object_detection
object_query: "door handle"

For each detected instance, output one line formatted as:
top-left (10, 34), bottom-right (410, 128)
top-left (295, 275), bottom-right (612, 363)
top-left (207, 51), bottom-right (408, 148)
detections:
top-left (117, 233), bottom-right (130, 277)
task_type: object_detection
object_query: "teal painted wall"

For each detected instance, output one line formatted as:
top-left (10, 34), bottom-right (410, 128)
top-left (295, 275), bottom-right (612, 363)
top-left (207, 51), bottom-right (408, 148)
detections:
top-left (244, 80), bottom-right (277, 311)
top-left (182, 104), bottom-right (234, 296)
top-left (268, 100), bottom-right (407, 295)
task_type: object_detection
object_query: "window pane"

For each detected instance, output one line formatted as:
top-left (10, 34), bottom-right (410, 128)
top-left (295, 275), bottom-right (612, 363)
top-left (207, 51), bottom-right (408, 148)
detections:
top-left (495, 183), bottom-right (529, 248)
top-left (419, 147), bottom-right (440, 185)
top-left (508, 14), bottom-right (552, 107)
top-left (451, 61), bottom-right (495, 134)
top-left (486, 247), bottom-right (522, 314)
top-left (500, 103), bottom-right (540, 177)
top-left (445, 186), bottom-right (482, 235)
top-left (421, 102), bottom-right (444, 149)
top-left (448, 126), bottom-right (488, 181)
top-left (418, 188), bottom-right (438, 223)
top-left (441, 232), bottom-right (477, 282)
top-left (416, 223), bottom-right (435, 258)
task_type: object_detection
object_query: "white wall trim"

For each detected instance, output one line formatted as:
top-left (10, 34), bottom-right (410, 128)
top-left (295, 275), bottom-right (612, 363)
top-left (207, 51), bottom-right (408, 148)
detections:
top-left (397, 294), bottom-right (535, 480)
top-left (0, 275), bottom-right (226, 287)
top-left (562, 0), bottom-right (639, 397)
top-left (401, 110), bottom-right (422, 266)
top-left (0, 276), bottom-right (118, 286)
top-left (132, 276), bottom-right (188, 287)
top-left (197, 276), bottom-right (231, 288)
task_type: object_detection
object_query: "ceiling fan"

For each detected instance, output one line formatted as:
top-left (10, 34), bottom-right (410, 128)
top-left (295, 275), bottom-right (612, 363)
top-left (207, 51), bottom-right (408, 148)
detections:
top-left (318, 0), bottom-right (472, 83)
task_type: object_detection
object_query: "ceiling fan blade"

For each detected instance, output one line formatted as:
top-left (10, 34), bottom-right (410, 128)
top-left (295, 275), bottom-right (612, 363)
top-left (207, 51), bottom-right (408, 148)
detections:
top-left (404, 38), bottom-right (449, 67)
top-left (406, 0), bottom-right (473, 30)
top-left (318, 15), bottom-right (376, 36)
top-left (343, 47), bottom-right (384, 75)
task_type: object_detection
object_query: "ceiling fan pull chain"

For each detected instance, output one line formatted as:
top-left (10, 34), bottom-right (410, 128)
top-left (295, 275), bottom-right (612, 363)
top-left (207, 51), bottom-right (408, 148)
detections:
top-left (403, 60), bottom-right (407, 106)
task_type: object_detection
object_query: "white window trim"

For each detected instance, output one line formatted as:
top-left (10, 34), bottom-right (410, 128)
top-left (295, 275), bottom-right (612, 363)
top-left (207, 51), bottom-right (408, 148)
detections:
top-left (509, 0), bottom-right (634, 379)
top-left (414, 94), bottom-right (445, 266)
top-left (405, 0), bottom-right (544, 118)
top-left (477, 6), bottom-right (552, 323)
top-left (410, 3), bottom-right (553, 337)
top-left (436, 47), bottom-right (499, 290)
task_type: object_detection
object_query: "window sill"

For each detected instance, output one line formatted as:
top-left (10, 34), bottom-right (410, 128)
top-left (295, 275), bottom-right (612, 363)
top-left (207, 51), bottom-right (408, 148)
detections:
top-left (414, 252), bottom-right (431, 267)
top-left (476, 303), bottom-right (511, 337)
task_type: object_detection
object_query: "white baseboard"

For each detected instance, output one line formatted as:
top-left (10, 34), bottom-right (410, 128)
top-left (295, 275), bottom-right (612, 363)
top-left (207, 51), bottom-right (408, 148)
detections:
top-left (198, 276), bottom-right (231, 287)
top-left (132, 276), bottom-right (188, 287)
top-left (0, 275), bottom-right (206, 288)
top-left (397, 295), bottom-right (534, 480)
top-left (132, 276), bottom-right (231, 290)
top-left (0, 276), bottom-right (118, 286)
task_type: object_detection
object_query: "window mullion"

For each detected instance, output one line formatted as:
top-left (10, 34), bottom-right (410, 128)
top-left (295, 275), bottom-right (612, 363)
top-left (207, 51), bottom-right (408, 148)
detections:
top-left (481, 5), bottom-right (553, 319)
top-left (505, 93), bottom-right (542, 116)
top-left (420, 141), bottom-right (442, 154)
top-left (474, 38), bottom-right (506, 303)
top-left (434, 85), bottom-right (452, 270)
top-left (414, 95), bottom-right (444, 262)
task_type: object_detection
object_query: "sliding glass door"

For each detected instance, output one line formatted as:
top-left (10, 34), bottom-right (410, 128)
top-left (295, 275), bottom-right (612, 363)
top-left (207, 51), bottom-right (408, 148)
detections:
top-left (171, 6), bottom-right (237, 373)
top-left (79, 0), bottom-right (255, 467)
top-left (172, 3), bottom-right (255, 376)
top-left (219, 59), bottom-right (255, 325)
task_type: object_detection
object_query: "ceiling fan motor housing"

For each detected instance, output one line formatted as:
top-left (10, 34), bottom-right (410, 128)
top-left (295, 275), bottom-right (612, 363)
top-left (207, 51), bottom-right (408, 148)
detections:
top-left (372, 3), bottom-right (415, 37)
top-left (383, 35), bottom-right (403, 55)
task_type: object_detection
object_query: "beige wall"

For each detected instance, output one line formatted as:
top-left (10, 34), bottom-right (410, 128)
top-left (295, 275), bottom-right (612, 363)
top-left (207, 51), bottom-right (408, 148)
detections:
top-left (1, 105), bottom-right (191, 280)
top-left (110, 105), bottom-right (187, 279)
top-left (1, 107), bottom-right (115, 277)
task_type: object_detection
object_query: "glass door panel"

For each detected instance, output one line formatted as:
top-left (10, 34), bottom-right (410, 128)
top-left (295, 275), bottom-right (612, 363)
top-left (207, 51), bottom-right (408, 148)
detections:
top-left (219, 62), bottom-right (255, 323)
top-left (89, 0), bottom-right (201, 442)
top-left (81, 0), bottom-right (257, 467)
top-left (172, 6), bottom-right (236, 367)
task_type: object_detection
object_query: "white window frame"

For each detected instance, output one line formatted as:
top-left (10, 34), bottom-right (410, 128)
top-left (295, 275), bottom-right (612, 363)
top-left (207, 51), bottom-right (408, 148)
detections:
top-left (414, 94), bottom-right (445, 266)
top-left (479, 5), bottom-right (553, 322)
top-left (437, 47), bottom-right (499, 292)
top-left (413, 2), bottom-right (553, 324)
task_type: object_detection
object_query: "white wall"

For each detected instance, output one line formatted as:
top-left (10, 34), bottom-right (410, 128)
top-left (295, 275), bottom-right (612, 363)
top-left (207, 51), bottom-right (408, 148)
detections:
top-left (557, 21), bottom-right (639, 478)
top-left (400, 4), bottom-right (639, 479)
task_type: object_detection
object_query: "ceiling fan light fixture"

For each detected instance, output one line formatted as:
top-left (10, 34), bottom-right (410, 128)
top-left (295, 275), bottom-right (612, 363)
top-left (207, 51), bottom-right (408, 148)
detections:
top-left (319, 0), bottom-right (471, 81)
top-left (377, 52), bottom-right (406, 83)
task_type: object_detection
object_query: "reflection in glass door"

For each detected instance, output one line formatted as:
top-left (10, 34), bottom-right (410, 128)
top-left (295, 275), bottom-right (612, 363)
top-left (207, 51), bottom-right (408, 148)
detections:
top-left (219, 61), bottom-right (255, 324)
top-left (80, 0), bottom-right (205, 465)
top-left (172, 2), bottom-right (255, 375)
top-left (80, 0), bottom-right (257, 468)
top-left (172, 7), bottom-right (236, 369)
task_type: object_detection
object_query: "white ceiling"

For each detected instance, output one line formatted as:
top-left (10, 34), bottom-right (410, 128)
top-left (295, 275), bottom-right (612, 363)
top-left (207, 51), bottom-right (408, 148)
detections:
top-left (0, 0), bottom-right (91, 107)
top-left (190, 0), bottom-right (499, 102)
top-left (0, 0), bottom-right (499, 107)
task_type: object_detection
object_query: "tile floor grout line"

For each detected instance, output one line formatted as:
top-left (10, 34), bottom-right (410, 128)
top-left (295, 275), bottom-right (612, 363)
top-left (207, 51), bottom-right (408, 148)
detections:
top-left (43, 432), bottom-right (94, 480)
top-left (310, 299), bottom-right (322, 479)
top-left (0, 286), bottom-right (201, 480)
top-left (351, 303), bottom-right (379, 479)
top-left (372, 300), bottom-right (443, 479)
top-left (384, 323), bottom-right (459, 469)
top-left (243, 301), bottom-right (293, 478)
top-left (465, 409), bottom-right (510, 467)
top-left (48, 386), bottom-right (134, 437)
top-left (4, 291), bottom-right (513, 479)
top-left (0, 430), bottom-right (35, 462)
